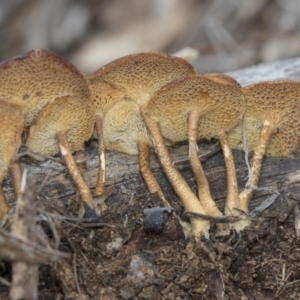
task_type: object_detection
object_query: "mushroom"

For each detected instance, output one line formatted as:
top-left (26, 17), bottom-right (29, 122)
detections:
top-left (88, 52), bottom-right (196, 207)
top-left (141, 73), bottom-right (245, 237)
top-left (26, 96), bottom-right (95, 217)
top-left (228, 80), bottom-right (300, 213)
top-left (0, 49), bottom-right (89, 126)
top-left (0, 100), bottom-right (24, 219)
top-left (0, 49), bottom-right (98, 217)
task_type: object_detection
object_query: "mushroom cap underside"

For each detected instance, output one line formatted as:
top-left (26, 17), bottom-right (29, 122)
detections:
top-left (88, 52), bottom-right (196, 105)
top-left (143, 74), bottom-right (245, 142)
top-left (26, 96), bottom-right (95, 155)
top-left (88, 80), bottom-right (127, 115)
top-left (102, 100), bottom-right (152, 155)
top-left (228, 80), bottom-right (300, 157)
top-left (0, 49), bottom-right (89, 126)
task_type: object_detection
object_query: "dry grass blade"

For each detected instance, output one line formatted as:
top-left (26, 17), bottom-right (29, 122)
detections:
top-left (174, 142), bottom-right (220, 165)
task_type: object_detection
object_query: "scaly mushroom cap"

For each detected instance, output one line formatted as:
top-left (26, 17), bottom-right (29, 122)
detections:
top-left (26, 96), bottom-right (95, 155)
top-left (0, 100), bottom-right (24, 180)
top-left (103, 100), bottom-right (152, 155)
top-left (201, 73), bottom-right (241, 88)
top-left (87, 52), bottom-right (196, 108)
top-left (143, 74), bottom-right (244, 142)
top-left (0, 49), bottom-right (89, 126)
top-left (228, 80), bottom-right (300, 157)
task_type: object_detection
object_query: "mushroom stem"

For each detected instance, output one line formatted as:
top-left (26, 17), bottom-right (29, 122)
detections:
top-left (239, 121), bottom-right (274, 212)
top-left (137, 140), bottom-right (171, 208)
top-left (188, 110), bottom-right (222, 217)
top-left (0, 186), bottom-right (8, 220)
top-left (0, 167), bottom-right (8, 219)
top-left (94, 116), bottom-right (105, 195)
top-left (143, 114), bottom-right (210, 239)
top-left (218, 132), bottom-right (239, 216)
top-left (94, 115), bottom-right (107, 212)
top-left (56, 130), bottom-right (95, 216)
top-left (9, 158), bottom-right (23, 201)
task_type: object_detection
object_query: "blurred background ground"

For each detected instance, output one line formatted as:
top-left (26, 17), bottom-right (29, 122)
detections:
top-left (1, 0), bottom-right (300, 74)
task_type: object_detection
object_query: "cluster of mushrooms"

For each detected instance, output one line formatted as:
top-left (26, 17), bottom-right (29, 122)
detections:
top-left (0, 49), bottom-right (299, 240)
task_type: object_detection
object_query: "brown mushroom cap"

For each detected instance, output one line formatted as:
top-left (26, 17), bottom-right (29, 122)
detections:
top-left (88, 52), bottom-right (196, 108)
top-left (26, 96), bottom-right (95, 155)
top-left (0, 49), bottom-right (89, 126)
top-left (143, 74), bottom-right (244, 142)
top-left (201, 73), bottom-right (242, 88)
top-left (228, 80), bottom-right (300, 157)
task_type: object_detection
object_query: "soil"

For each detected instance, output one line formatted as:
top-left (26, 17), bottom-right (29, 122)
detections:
top-left (1, 141), bottom-right (300, 300)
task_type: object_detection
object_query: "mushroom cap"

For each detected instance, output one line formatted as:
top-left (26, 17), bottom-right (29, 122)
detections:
top-left (142, 74), bottom-right (245, 142)
top-left (0, 49), bottom-right (89, 126)
top-left (88, 52), bottom-right (196, 111)
top-left (228, 80), bottom-right (300, 157)
top-left (102, 100), bottom-right (152, 155)
top-left (26, 96), bottom-right (95, 155)
top-left (0, 100), bottom-right (24, 180)
top-left (201, 73), bottom-right (241, 88)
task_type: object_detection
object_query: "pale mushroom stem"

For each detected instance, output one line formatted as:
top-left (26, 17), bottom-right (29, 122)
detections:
top-left (94, 115), bottom-right (107, 213)
top-left (218, 132), bottom-right (239, 216)
top-left (188, 111), bottom-right (222, 217)
top-left (94, 115), bottom-right (106, 197)
top-left (239, 121), bottom-right (274, 212)
top-left (0, 164), bottom-right (9, 219)
top-left (0, 184), bottom-right (8, 220)
top-left (137, 140), bottom-right (171, 208)
top-left (9, 159), bottom-right (23, 201)
top-left (143, 114), bottom-right (210, 239)
top-left (56, 130), bottom-right (95, 217)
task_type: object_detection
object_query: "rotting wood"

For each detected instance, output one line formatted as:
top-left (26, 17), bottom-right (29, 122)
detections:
top-left (2, 57), bottom-right (300, 225)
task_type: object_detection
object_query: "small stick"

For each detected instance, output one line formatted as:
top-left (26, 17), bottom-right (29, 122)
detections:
top-left (294, 204), bottom-right (300, 239)
top-left (15, 149), bottom-right (65, 165)
top-left (241, 116), bottom-right (252, 186)
top-left (10, 171), bottom-right (38, 300)
top-left (184, 211), bottom-right (240, 223)
top-left (36, 169), bottom-right (53, 196)
top-left (73, 253), bottom-right (81, 295)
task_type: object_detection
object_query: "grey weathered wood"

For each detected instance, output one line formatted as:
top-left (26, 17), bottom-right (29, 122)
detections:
top-left (227, 57), bottom-right (300, 86)
top-left (3, 57), bottom-right (300, 216)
